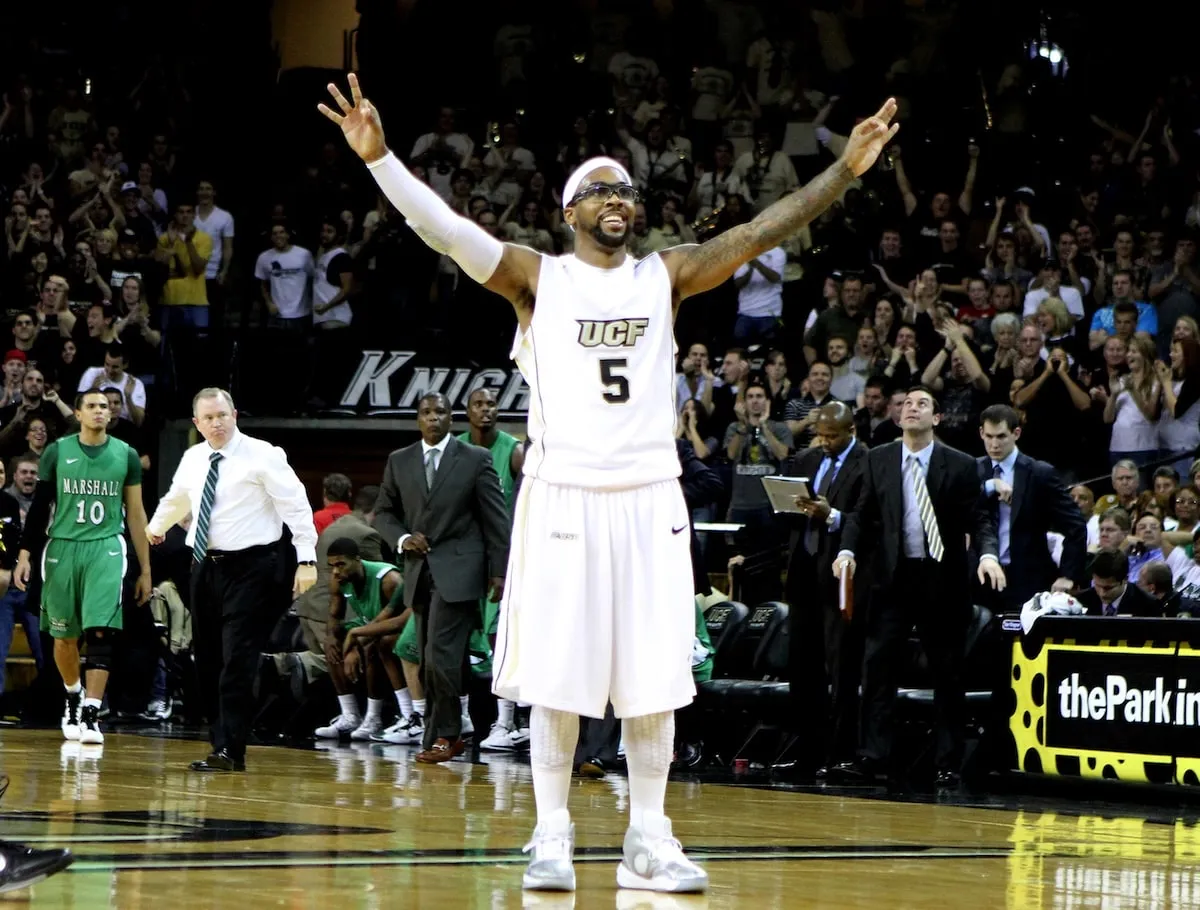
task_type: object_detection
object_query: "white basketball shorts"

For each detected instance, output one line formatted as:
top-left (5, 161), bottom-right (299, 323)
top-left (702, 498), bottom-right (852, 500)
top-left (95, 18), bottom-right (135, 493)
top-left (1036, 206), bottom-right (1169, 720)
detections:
top-left (492, 477), bottom-right (697, 719)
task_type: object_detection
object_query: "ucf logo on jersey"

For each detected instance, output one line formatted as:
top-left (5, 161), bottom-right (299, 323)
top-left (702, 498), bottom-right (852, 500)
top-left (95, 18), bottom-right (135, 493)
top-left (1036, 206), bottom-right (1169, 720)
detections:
top-left (576, 318), bottom-right (650, 348)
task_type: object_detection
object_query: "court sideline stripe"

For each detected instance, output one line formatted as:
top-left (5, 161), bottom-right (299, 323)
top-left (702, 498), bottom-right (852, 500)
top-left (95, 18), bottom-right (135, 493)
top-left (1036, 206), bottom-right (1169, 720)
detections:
top-left (61, 846), bottom-right (1016, 873)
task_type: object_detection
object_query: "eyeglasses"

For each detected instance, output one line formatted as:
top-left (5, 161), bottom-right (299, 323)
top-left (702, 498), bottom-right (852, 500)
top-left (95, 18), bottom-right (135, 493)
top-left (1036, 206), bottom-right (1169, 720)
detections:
top-left (568, 182), bottom-right (639, 207)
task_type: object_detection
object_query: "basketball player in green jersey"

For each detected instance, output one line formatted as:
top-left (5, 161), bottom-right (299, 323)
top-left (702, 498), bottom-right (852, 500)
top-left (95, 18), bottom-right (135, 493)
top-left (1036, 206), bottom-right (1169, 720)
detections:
top-left (316, 537), bottom-right (408, 741)
top-left (457, 387), bottom-right (523, 749)
top-left (13, 389), bottom-right (152, 745)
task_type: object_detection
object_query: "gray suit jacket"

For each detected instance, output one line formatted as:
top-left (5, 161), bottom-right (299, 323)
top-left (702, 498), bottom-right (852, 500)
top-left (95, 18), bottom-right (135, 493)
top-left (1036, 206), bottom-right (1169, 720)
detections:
top-left (373, 435), bottom-right (510, 607)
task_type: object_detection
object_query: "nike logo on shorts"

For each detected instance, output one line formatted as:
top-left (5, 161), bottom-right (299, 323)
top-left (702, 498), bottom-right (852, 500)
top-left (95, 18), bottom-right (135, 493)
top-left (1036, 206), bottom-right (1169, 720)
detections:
top-left (672, 524), bottom-right (688, 535)
top-left (66, 458), bottom-right (80, 464)
top-left (108, 551), bottom-right (121, 557)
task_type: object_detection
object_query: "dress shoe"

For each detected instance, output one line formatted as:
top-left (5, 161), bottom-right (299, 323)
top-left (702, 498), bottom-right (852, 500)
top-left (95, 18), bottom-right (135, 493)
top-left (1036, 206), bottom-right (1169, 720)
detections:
top-left (0, 841), bottom-right (74, 893)
top-left (823, 758), bottom-right (887, 785)
top-left (415, 737), bottom-right (464, 764)
top-left (188, 750), bottom-right (246, 772)
top-left (673, 742), bottom-right (703, 769)
top-left (770, 760), bottom-right (818, 783)
top-left (578, 757), bottom-right (608, 779)
top-left (935, 769), bottom-right (961, 789)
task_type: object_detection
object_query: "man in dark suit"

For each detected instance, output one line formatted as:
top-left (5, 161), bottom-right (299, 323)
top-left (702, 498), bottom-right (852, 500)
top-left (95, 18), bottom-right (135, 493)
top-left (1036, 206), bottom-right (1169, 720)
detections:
top-left (977, 404), bottom-right (1087, 611)
top-left (1077, 548), bottom-right (1164, 617)
top-left (374, 392), bottom-right (510, 763)
top-left (854, 376), bottom-right (902, 448)
top-left (832, 386), bottom-right (1005, 787)
top-left (782, 402), bottom-right (869, 774)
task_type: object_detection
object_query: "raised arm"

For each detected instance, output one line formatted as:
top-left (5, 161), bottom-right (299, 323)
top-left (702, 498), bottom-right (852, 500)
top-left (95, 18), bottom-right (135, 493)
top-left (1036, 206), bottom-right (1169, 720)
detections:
top-left (320, 74), bottom-right (539, 328)
top-left (664, 99), bottom-right (898, 304)
top-left (959, 143), bottom-right (979, 215)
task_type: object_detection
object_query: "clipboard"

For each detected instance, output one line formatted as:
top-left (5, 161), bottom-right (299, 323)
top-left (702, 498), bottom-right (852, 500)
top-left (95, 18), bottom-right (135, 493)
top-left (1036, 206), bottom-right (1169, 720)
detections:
top-left (760, 476), bottom-right (811, 514)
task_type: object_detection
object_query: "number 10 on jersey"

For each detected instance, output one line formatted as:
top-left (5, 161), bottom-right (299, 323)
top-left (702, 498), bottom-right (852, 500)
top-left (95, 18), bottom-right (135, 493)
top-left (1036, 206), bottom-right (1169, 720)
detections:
top-left (75, 500), bottom-right (106, 525)
top-left (600, 358), bottom-right (630, 403)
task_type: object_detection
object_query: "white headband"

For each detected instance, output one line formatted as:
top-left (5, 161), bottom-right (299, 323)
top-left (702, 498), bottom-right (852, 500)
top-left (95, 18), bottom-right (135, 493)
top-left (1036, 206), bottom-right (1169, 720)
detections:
top-left (562, 157), bottom-right (634, 212)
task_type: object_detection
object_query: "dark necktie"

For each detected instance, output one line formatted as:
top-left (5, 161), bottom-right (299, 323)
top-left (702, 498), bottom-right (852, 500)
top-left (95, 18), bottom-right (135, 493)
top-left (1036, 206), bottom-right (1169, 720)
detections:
top-left (425, 449), bottom-right (440, 491)
top-left (804, 456), bottom-right (835, 555)
top-left (192, 451), bottom-right (223, 564)
top-left (993, 462), bottom-right (1003, 480)
top-left (1104, 602), bottom-right (1119, 617)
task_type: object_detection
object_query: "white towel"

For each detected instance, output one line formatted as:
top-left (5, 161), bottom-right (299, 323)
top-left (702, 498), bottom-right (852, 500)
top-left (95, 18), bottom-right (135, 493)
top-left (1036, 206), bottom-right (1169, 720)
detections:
top-left (1020, 590), bottom-right (1084, 634)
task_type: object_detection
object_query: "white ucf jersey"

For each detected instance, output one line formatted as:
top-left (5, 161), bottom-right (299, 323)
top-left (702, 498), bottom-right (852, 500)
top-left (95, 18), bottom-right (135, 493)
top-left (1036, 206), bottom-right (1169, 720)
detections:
top-left (512, 251), bottom-right (682, 489)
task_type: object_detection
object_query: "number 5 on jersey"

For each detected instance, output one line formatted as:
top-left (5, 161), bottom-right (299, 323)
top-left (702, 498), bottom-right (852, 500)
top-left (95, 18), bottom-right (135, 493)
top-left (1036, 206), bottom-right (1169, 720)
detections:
top-left (600, 358), bottom-right (630, 403)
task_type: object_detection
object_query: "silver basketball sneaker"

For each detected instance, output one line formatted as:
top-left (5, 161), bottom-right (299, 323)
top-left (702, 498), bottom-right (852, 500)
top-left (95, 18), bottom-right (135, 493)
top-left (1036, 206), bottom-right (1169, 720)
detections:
top-left (521, 809), bottom-right (576, 891)
top-left (616, 814), bottom-right (708, 893)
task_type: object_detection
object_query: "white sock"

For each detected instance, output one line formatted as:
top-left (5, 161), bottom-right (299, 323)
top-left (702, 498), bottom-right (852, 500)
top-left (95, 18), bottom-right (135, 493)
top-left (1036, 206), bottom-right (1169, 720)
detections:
top-left (338, 694), bottom-right (359, 717)
top-left (412, 698), bottom-right (426, 719)
top-left (530, 705), bottom-right (579, 824)
top-left (65, 681), bottom-right (82, 695)
top-left (497, 698), bottom-right (515, 727)
top-left (460, 694), bottom-right (470, 715)
top-left (83, 697), bottom-right (102, 711)
top-left (365, 698), bottom-right (385, 721)
top-left (396, 689), bottom-right (413, 718)
top-left (623, 712), bottom-right (674, 832)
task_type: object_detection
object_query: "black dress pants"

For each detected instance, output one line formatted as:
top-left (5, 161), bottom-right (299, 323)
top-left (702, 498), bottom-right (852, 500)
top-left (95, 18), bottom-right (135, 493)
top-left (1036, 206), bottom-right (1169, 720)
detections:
top-left (787, 558), bottom-right (863, 768)
top-left (413, 573), bottom-right (478, 748)
top-left (858, 558), bottom-right (969, 772)
top-left (190, 543), bottom-right (283, 761)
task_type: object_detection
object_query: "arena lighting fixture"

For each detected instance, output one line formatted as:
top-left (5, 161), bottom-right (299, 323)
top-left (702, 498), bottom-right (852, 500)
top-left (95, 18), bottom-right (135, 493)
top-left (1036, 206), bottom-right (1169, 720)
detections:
top-left (1025, 18), bottom-right (1069, 78)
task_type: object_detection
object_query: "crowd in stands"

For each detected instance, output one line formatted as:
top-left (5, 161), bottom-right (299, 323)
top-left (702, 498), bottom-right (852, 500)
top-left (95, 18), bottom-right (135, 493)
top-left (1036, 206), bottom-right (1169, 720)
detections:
top-left (6, 0), bottom-right (1200, 777)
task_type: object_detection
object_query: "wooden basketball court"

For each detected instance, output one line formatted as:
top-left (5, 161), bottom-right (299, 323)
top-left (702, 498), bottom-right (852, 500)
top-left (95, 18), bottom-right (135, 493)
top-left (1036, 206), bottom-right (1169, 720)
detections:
top-left (1, 727), bottom-right (1194, 908)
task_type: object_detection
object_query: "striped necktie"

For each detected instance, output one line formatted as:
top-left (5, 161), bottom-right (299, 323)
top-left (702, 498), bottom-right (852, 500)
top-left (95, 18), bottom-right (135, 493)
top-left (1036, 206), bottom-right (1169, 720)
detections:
top-left (906, 454), bottom-right (944, 562)
top-left (192, 451), bottom-right (224, 564)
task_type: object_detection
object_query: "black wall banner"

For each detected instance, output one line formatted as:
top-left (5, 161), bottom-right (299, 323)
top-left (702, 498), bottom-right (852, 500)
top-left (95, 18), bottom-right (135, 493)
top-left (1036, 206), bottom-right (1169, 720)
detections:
top-left (1045, 649), bottom-right (1200, 756)
top-left (338, 351), bottom-right (531, 417)
top-left (1011, 633), bottom-right (1200, 786)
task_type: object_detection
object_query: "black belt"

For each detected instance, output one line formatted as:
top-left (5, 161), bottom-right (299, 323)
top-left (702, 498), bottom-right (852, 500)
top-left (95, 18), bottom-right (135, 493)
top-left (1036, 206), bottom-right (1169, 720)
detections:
top-left (202, 541), bottom-right (279, 562)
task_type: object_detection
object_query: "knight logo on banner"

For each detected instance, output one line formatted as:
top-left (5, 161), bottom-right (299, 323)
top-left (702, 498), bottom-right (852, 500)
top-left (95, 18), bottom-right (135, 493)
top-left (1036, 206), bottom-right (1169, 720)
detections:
top-left (337, 351), bottom-right (531, 417)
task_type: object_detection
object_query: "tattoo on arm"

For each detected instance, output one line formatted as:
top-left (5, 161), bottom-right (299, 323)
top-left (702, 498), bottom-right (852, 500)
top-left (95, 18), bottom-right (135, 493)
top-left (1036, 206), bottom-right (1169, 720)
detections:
top-left (675, 160), bottom-right (856, 300)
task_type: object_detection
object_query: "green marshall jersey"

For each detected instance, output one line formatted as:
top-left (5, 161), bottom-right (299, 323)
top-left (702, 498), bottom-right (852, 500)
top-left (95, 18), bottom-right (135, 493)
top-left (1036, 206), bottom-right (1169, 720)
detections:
top-left (41, 435), bottom-right (142, 542)
top-left (457, 430), bottom-right (520, 510)
top-left (341, 560), bottom-right (401, 623)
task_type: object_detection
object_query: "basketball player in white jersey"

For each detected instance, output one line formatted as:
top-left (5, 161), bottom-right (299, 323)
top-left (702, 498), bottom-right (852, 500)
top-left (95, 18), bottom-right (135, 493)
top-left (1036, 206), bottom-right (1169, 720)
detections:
top-left (320, 74), bottom-right (897, 894)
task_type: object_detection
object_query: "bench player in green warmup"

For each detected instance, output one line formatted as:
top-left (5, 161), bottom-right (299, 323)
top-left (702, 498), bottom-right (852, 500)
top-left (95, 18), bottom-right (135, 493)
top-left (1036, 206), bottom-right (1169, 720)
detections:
top-left (316, 537), bottom-right (409, 740)
top-left (13, 389), bottom-right (152, 744)
top-left (457, 387), bottom-right (525, 751)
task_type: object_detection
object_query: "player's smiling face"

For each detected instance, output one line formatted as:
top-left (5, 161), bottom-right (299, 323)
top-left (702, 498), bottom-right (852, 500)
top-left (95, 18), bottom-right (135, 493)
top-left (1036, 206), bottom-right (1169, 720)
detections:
top-left (567, 167), bottom-right (635, 250)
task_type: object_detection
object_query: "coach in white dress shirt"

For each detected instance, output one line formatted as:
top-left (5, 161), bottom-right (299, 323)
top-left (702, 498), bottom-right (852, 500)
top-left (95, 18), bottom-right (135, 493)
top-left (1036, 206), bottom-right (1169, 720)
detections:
top-left (147, 387), bottom-right (318, 772)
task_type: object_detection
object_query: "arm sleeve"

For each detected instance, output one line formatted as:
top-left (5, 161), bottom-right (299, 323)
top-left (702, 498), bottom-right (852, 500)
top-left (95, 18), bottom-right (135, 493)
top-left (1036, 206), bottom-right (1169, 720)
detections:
top-left (372, 457), bottom-right (410, 552)
top-left (124, 445), bottom-right (143, 485)
top-left (38, 442), bottom-right (58, 485)
top-left (1138, 304), bottom-right (1158, 334)
top-left (365, 152), bottom-right (504, 284)
top-left (1176, 377), bottom-right (1200, 418)
top-left (260, 445), bottom-right (317, 562)
top-left (474, 453), bottom-right (511, 578)
top-left (18, 480), bottom-right (55, 554)
top-left (148, 449), bottom-right (196, 536)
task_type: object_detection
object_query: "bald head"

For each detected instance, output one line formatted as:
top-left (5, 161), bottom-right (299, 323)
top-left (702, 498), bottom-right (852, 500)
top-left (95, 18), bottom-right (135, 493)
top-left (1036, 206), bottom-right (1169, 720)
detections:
top-left (817, 401), bottom-right (854, 429)
top-left (815, 401), bottom-right (856, 457)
